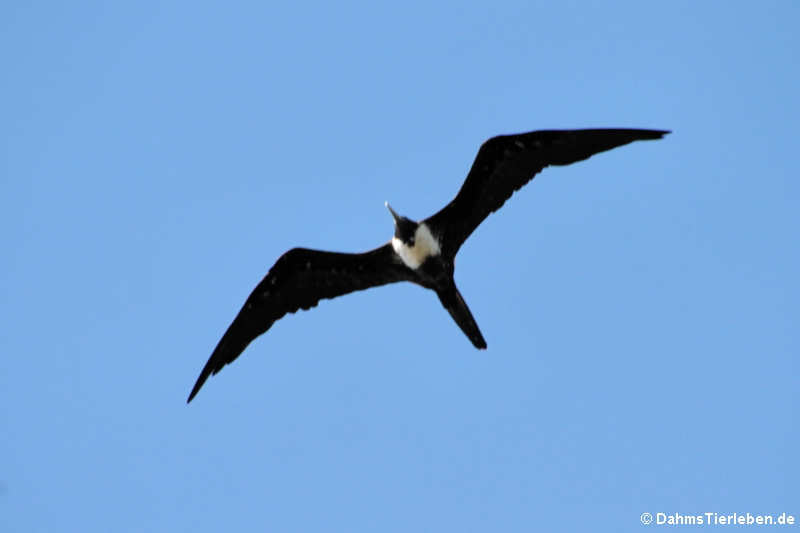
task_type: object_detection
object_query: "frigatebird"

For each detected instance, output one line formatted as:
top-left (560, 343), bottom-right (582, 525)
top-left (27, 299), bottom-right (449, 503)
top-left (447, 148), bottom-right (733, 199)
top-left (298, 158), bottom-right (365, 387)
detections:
top-left (187, 128), bottom-right (669, 402)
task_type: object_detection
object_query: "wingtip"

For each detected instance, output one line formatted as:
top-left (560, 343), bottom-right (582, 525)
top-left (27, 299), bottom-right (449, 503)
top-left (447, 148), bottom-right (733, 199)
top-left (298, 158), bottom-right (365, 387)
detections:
top-left (473, 333), bottom-right (487, 349)
top-left (186, 370), bottom-right (210, 404)
top-left (186, 387), bottom-right (199, 404)
top-left (628, 129), bottom-right (670, 143)
top-left (620, 128), bottom-right (671, 140)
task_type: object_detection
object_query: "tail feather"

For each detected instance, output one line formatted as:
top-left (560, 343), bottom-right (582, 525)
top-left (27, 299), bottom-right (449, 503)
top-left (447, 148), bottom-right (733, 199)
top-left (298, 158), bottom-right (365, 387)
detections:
top-left (437, 286), bottom-right (487, 349)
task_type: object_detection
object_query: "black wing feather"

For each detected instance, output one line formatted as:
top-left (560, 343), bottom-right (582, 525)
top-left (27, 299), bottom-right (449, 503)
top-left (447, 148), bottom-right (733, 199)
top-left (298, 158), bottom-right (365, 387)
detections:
top-left (187, 243), bottom-right (410, 402)
top-left (425, 128), bottom-right (669, 258)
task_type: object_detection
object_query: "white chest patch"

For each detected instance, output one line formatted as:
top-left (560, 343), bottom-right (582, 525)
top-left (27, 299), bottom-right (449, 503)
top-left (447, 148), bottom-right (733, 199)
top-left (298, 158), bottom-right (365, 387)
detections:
top-left (391, 223), bottom-right (441, 269)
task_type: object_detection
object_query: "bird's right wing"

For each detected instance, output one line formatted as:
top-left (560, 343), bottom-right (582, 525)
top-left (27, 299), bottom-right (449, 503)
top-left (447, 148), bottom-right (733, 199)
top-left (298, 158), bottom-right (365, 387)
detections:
top-left (187, 243), bottom-right (411, 402)
top-left (424, 128), bottom-right (669, 258)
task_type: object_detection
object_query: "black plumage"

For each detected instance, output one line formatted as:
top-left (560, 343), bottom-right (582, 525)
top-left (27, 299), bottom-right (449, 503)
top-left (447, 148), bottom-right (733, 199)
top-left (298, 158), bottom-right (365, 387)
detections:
top-left (187, 245), bottom-right (412, 402)
top-left (424, 128), bottom-right (668, 258)
top-left (187, 128), bottom-right (669, 402)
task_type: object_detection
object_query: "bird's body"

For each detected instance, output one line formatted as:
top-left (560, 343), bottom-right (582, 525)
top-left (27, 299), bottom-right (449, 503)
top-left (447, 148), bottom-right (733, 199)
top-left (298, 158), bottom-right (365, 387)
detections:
top-left (390, 221), bottom-right (441, 270)
top-left (187, 128), bottom-right (669, 402)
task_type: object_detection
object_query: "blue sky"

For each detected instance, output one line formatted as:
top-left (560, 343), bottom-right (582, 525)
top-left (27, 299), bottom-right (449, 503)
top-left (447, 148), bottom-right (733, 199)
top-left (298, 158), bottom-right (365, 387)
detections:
top-left (2, 1), bottom-right (797, 531)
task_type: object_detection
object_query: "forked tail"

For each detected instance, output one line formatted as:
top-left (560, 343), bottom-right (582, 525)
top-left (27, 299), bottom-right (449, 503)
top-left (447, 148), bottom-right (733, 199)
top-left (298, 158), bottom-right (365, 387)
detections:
top-left (436, 286), bottom-right (487, 349)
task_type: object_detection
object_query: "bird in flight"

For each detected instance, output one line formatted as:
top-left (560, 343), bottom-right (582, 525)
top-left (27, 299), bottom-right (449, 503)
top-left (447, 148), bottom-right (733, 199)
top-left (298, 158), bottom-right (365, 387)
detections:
top-left (187, 128), bottom-right (669, 402)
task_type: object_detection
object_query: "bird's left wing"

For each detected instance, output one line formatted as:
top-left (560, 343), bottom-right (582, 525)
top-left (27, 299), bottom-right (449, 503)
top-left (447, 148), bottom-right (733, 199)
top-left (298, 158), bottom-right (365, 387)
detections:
top-left (425, 128), bottom-right (669, 258)
top-left (187, 243), bottom-right (410, 402)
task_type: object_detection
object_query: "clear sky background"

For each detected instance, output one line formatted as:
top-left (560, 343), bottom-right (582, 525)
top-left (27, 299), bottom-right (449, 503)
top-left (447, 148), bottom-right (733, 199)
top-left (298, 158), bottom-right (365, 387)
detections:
top-left (2, 1), bottom-right (797, 531)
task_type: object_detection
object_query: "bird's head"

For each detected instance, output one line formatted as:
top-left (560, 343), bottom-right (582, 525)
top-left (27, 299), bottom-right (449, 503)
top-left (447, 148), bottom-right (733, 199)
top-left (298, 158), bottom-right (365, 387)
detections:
top-left (385, 202), bottom-right (418, 246)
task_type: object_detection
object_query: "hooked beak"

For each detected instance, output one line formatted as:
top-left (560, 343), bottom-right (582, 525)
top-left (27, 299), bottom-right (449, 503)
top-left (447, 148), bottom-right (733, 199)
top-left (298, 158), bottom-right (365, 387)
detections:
top-left (385, 201), bottom-right (401, 224)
